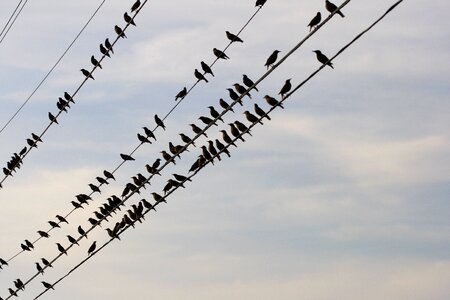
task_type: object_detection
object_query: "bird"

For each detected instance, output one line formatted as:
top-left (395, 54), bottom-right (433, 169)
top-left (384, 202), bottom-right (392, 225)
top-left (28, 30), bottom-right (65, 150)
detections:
top-left (208, 106), bottom-right (224, 123)
top-left (225, 31), bottom-right (243, 43)
top-left (242, 74), bottom-right (259, 91)
top-left (131, 0), bottom-right (141, 12)
top-left (26, 138), bottom-right (37, 148)
top-left (194, 69), bottom-right (208, 83)
top-left (137, 133), bottom-right (151, 144)
top-left (56, 243), bottom-right (67, 255)
top-left (19, 146), bottom-right (27, 156)
top-left (308, 12), bottom-right (321, 31)
top-left (37, 230), bottom-right (50, 238)
top-left (229, 123), bottom-right (245, 142)
top-left (41, 258), bottom-right (53, 268)
top-left (105, 38), bottom-right (114, 53)
top-left (41, 281), bottom-right (54, 290)
top-left (124, 12), bottom-right (136, 25)
top-left (152, 158), bottom-right (161, 169)
top-left (279, 78), bottom-right (292, 99)
top-left (244, 111), bottom-right (263, 125)
top-left (56, 215), bottom-right (68, 224)
top-left (0, 257), bottom-right (9, 267)
top-left (142, 126), bottom-right (156, 141)
top-left (100, 43), bottom-right (110, 57)
top-left (21, 243), bottom-right (30, 251)
top-left (161, 151), bottom-right (175, 165)
top-left (200, 61), bottom-right (214, 77)
top-left (88, 183), bottom-right (101, 194)
top-left (226, 88), bottom-right (243, 106)
top-left (67, 235), bottom-right (79, 246)
top-left (96, 176), bottom-right (108, 185)
top-left (189, 155), bottom-right (205, 172)
top-left (215, 139), bottom-right (231, 157)
top-left (14, 278), bottom-right (25, 291)
top-left (207, 140), bottom-right (221, 161)
top-left (154, 114), bottom-right (166, 130)
top-left (151, 192), bottom-right (165, 203)
top-left (56, 98), bottom-right (69, 112)
top-left (313, 50), bottom-right (334, 69)
top-left (36, 262), bottom-right (44, 274)
top-left (233, 83), bottom-right (251, 99)
top-left (325, 0), bottom-right (345, 17)
top-left (201, 146), bottom-right (214, 164)
top-left (173, 173), bottom-right (191, 182)
top-left (48, 221), bottom-right (60, 229)
top-left (64, 92), bottom-right (74, 103)
top-left (80, 68), bottom-right (94, 80)
top-left (175, 87), bottom-right (187, 101)
top-left (87, 241), bottom-right (97, 255)
top-left (235, 121), bottom-right (252, 136)
top-left (265, 50), bottom-right (281, 69)
top-left (179, 133), bottom-right (195, 146)
top-left (114, 25), bottom-right (126, 38)
top-left (120, 153), bottom-right (135, 161)
top-left (254, 103), bottom-right (271, 120)
top-left (220, 130), bottom-right (237, 147)
top-left (25, 239), bottom-right (34, 249)
top-left (213, 48), bottom-right (229, 59)
top-left (190, 124), bottom-right (207, 137)
top-left (8, 288), bottom-right (18, 297)
top-left (78, 225), bottom-right (87, 238)
top-left (264, 95), bottom-right (285, 109)
top-left (103, 170), bottom-right (115, 181)
top-left (48, 112), bottom-right (58, 124)
top-left (32, 133), bottom-right (42, 142)
top-left (91, 55), bottom-right (102, 69)
top-left (199, 116), bottom-right (217, 126)
top-left (71, 201), bottom-right (83, 209)
top-left (255, 0), bottom-right (267, 7)
top-left (219, 98), bottom-right (234, 113)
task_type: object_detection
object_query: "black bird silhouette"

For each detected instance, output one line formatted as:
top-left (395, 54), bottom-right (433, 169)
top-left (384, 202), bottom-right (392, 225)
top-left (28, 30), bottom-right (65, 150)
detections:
top-left (100, 43), bottom-right (111, 57)
top-left (254, 103), bottom-right (271, 120)
top-left (25, 239), bottom-right (34, 249)
top-left (104, 170), bottom-right (115, 181)
top-left (56, 243), bottom-right (67, 255)
top-left (215, 139), bottom-right (231, 157)
top-left (199, 116), bottom-right (217, 126)
top-left (313, 50), bottom-right (334, 69)
top-left (151, 192), bottom-right (165, 203)
top-left (57, 98), bottom-right (69, 112)
top-left (219, 98), bottom-right (234, 113)
top-left (56, 215), bottom-right (68, 224)
top-left (15, 279), bottom-right (25, 291)
top-left (152, 158), bottom-right (161, 169)
top-left (81, 68), bottom-right (94, 80)
top-left (220, 130), bottom-right (237, 147)
top-left (235, 121), bottom-right (252, 136)
top-left (32, 132), bottom-right (42, 142)
top-left (207, 140), bottom-right (221, 161)
top-left (48, 221), bottom-right (60, 229)
top-left (41, 281), bottom-right (54, 290)
top-left (96, 176), bottom-right (108, 185)
top-left (37, 230), bottom-right (50, 238)
top-left (265, 50), bottom-right (281, 69)
top-left (89, 183), bottom-right (101, 194)
top-left (190, 124), bottom-right (207, 137)
top-left (161, 151), bottom-right (175, 165)
top-left (9, 288), bottom-right (18, 296)
top-left (255, 0), bottom-right (267, 7)
top-left (279, 78), bottom-right (292, 99)
top-left (244, 111), bottom-right (263, 125)
top-left (105, 38), bottom-right (114, 54)
top-left (173, 173), bottom-right (191, 182)
top-left (208, 106), bottom-right (224, 122)
top-left (180, 133), bottom-right (196, 146)
top-left (154, 114), bottom-right (166, 130)
top-left (194, 68), bottom-right (208, 83)
top-left (120, 153), bottom-right (135, 161)
top-left (163, 180), bottom-right (174, 194)
top-left (91, 55), bottom-right (102, 69)
top-left (25, 139), bottom-right (35, 148)
top-left (78, 225), bottom-right (87, 238)
top-left (71, 201), bottom-right (83, 209)
top-left (225, 31), bottom-right (243, 43)
top-left (308, 12), bottom-right (322, 31)
top-left (64, 92), bottom-right (74, 103)
top-left (36, 262), bottom-right (44, 274)
top-left (326, 0), bottom-right (345, 17)
top-left (48, 112), bottom-right (58, 124)
top-left (137, 133), bottom-right (151, 144)
top-left (229, 123), bottom-right (245, 142)
top-left (142, 126), bottom-right (156, 140)
top-left (21, 243), bottom-right (30, 251)
top-left (131, 0), bottom-right (141, 12)
top-left (67, 235), bottom-right (79, 246)
top-left (243, 74), bottom-right (259, 91)
top-left (226, 88), bottom-right (243, 106)
top-left (19, 146), bottom-right (27, 156)
top-left (201, 146), bottom-right (214, 164)
top-left (189, 155), bottom-right (205, 172)
top-left (213, 48), bottom-right (229, 59)
top-left (0, 257), bottom-right (9, 267)
top-left (41, 258), bottom-right (53, 268)
top-left (141, 199), bottom-right (155, 210)
top-left (264, 95), bottom-right (285, 109)
top-left (124, 12), bottom-right (136, 26)
top-left (175, 87), bottom-right (187, 101)
top-left (114, 25), bottom-right (126, 38)
top-left (201, 61), bottom-right (214, 77)
top-left (87, 241), bottom-right (97, 255)
top-left (233, 83), bottom-right (251, 99)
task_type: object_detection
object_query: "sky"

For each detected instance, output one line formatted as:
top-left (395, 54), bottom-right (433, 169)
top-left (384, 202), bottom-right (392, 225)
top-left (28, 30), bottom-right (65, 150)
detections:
top-left (0, 0), bottom-right (449, 299)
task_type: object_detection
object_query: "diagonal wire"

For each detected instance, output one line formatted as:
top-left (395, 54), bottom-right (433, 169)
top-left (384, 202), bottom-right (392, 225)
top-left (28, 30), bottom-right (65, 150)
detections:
top-left (0, 0), bottom-right (29, 44)
top-left (0, 0), bottom-right (23, 38)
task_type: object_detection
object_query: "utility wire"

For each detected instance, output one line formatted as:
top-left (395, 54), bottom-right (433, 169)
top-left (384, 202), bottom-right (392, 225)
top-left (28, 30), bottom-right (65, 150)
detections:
top-left (0, 0), bottom-right (29, 45)
top-left (0, 0), bottom-right (108, 137)
top-left (0, 0), bottom-right (23, 39)
top-left (29, 1), bottom-right (405, 298)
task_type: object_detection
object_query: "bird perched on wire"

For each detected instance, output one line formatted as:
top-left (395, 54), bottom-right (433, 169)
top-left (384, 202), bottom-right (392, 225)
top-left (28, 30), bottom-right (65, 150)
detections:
top-left (233, 83), bottom-right (251, 99)
top-left (80, 69), bottom-right (94, 80)
top-left (244, 111), bottom-right (263, 125)
top-left (105, 38), bottom-right (114, 54)
top-left (179, 133), bottom-right (196, 146)
top-left (208, 106), bottom-right (224, 123)
top-left (213, 48), bottom-right (229, 59)
top-left (56, 243), bottom-right (67, 255)
top-left (41, 281), bottom-right (54, 290)
top-left (313, 50), bottom-right (334, 69)
top-left (218, 98), bottom-right (233, 113)
top-left (100, 43), bottom-right (110, 57)
top-left (131, 0), bottom-right (141, 12)
top-left (124, 12), bottom-right (136, 26)
top-left (142, 127), bottom-right (156, 141)
top-left (325, 0), bottom-right (345, 17)
top-left (308, 12), bottom-right (321, 32)
top-left (242, 74), bottom-right (259, 91)
top-left (220, 130), bottom-right (237, 147)
top-left (207, 140), bottom-right (221, 161)
top-left (154, 114), bottom-right (166, 130)
top-left (103, 170), bottom-right (115, 181)
top-left (254, 103), bottom-right (271, 120)
top-left (264, 95), bottom-right (284, 109)
top-left (37, 230), bottom-right (50, 238)
top-left (229, 123), bottom-right (245, 142)
top-left (48, 112), bottom-right (58, 124)
top-left (87, 241), bottom-right (97, 255)
top-left (194, 69), bottom-right (208, 83)
top-left (161, 151), bottom-right (175, 165)
top-left (225, 31), bottom-right (243, 43)
top-left (264, 50), bottom-right (281, 69)
top-left (114, 25), bottom-right (126, 38)
top-left (279, 78), bottom-right (292, 99)
top-left (120, 153), bottom-right (135, 161)
top-left (199, 116), bottom-right (217, 127)
top-left (190, 124), bottom-right (207, 137)
top-left (235, 121), bottom-right (252, 136)
top-left (226, 88), bottom-right (243, 106)
top-left (201, 61), bottom-right (214, 77)
top-left (175, 87), bottom-right (187, 101)
top-left (255, 0), bottom-right (267, 7)
top-left (91, 55), bottom-right (102, 69)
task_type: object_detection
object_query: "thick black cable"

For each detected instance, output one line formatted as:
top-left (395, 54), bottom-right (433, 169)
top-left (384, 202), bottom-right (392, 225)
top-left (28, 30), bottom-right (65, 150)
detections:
top-left (0, 0), bottom-right (29, 45)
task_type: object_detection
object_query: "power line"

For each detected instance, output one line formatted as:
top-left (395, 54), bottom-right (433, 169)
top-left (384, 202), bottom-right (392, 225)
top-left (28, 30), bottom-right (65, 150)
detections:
top-left (0, 0), bottom-right (23, 39)
top-left (0, 0), bottom-right (30, 45)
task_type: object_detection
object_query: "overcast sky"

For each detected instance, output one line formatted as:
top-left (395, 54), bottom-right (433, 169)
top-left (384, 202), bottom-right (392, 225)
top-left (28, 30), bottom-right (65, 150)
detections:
top-left (0, 0), bottom-right (449, 299)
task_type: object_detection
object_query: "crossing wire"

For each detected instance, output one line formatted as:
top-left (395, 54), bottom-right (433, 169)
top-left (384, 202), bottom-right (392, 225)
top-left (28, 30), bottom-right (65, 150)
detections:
top-left (0, 0), bottom-right (29, 45)
top-left (0, 0), bottom-right (23, 39)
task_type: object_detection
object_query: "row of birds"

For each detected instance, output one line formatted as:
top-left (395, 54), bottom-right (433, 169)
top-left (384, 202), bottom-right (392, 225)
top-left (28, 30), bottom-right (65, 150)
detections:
top-left (0, 0), bottom-right (144, 190)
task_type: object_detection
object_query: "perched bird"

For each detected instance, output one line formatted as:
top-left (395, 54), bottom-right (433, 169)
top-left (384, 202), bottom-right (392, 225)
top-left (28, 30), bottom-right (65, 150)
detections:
top-left (194, 69), bottom-right (208, 83)
top-left (19, 146), bottom-right (27, 156)
top-left (37, 230), bottom-right (50, 238)
top-left (141, 199), bottom-right (155, 210)
top-left (48, 112), bottom-right (58, 124)
top-left (208, 106), bottom-right (224, 123)
top-left (100, 43), bottom-right (111, 57)
top-left (179, 133), bottom-right (195, 146)
top-left (154, 114), bottom-right (166, 130)
top-left (124, 12), bottom-right (136, 26)
top-left (225, 31), bottom-right (243, 43)
top-left (56, 243), bottom-right (67, 255)
top-left (255, 0), bottom-right (267, 7)
top-left (325, 0), bottom-right (345, 17)
top-left (104, 170), bottom-right (115, 181)
top-left (201, 61), bottom-right (214, 77)
top-left (8, 288), bottom-right (18, 297)
top-left (36, 262), bottom-right (44, 274)
top-left (265, 50), bottom-right (281, 69)
top-left (161, 151), bottom-right (175, 165)
top-left (233, 83), bottom-right (251, 99)
top-left (142, 127), bottom-right (156, 140)
top-left (25, 239), bottom-right (34, 249)
top-left (189, 155), bottom-right (205, 172)
top-left (190, 124), bottom-right (207, 137)
top-left (131, 0), bottom-right (141, 12)
top-left (78, 225), bottom-right (87, 238)
top-left (87, 241), bottom-right (97, 255)
top-left (264, 95), bottom-right (285, 109)
top-left (243, 74), bottom-right (259, 91)
top-left (220, 130), bottom-right (237, 147)
top-left (229, 123), bottom-right (245, 142)
top-left (152, 158), bottom-right (161, 169)
top-left (175, 87), bottom-right (187, 101)
top-left (279, 78), bottom-right (292, 99)
top-left (89, 183), bottom-right (101, 194)
top-left (91, 55), bottom-right (102, 69)
top-left (96, 176), bottom-right (108, 185)
top-left (226, 88), bottom-right (243, 106)
top-left (219, 98), bottom-right (234, 113)
top-left (81, 68), bottom-right (94, 80)
top-left (105, 38), bottom-right (114, 54)
top-left (137, 133), bottom-right (151, 144)
top-left (207, 140), bottom-right (221, 161)
top-left (32, 133), bottom-right (42, 142)
top-left (71, 201), bottom-right (83, 209)
top-left (151, 192), bottom-right (165, 203)
top-left (235, 121), bottom-right (252, 136)
top-left (199, 116), bottom-right (217, 127)
top-left (114, 25), bottom-right (126, 38)
top-left (215, 139), bottom-right (231, 157)
top-left (67, 235), bottom-right (79, 246)
top-left (64, 92), bottom-right (74, 103)
top-left (14, 278), bottom-right (25, 290)
top-left (56, 98), bottom-right (69, 112)
top-left (48, 221), bottom-right (60, 229)
top-left (244, 110), bottom-right (263, 125)
top-left (26, 138), bottom-right (37, 148)
top-left (213, 48), bottom-right (229, 59)
top-left (0, 257), bottom-right (9, 267)
top-left (56, 215), bottom-right (68, 224)
top-left (173, 173), bottom-right (191, 182)
top-left (308, 12), bottom-right (322, 31)
top-left (254, 103), bottom-right (271, 120)
top-left (201, 146), bottom-right (213, 164)
top-left (313, 50), bottom-right (334, 69)
top-left (41, 281), bottom-right (54, 290)
top-left (41, 258), bottom-right (53, 268)
top-left (120, 153), bottom-right (135, 161)
top-left (21, 243), bottom-right (30, 251)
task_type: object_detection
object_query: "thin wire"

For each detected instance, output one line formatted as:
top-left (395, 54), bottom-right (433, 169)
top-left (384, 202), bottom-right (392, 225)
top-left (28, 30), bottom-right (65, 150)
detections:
top-left (0, 0), bottom-right (108, 136)
top-left (0, 0), bottom-right (23, 38)
top-left (0, 0), bottom-right (30, 45)
top-left (30, 1), bottom-right (405, 298)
